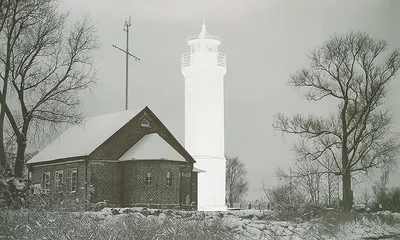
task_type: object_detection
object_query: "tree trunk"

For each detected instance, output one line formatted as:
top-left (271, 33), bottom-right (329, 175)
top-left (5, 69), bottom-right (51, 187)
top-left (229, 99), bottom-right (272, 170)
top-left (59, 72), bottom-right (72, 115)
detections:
top-left (14, 138), bottom-right (26, 178)
top-left (327, 173), bottom-right (332, 206)
top-left (342, 170), bottom-right (353, 211)
top-left (0, 141), bottom-right (6, 170)
top-left (0, 82), bottom-right (8, 170)
top-left (341, 111), bottom-right (353, 211)
top-left (228, 193), bottom-right (233, 208)
top-left (14, 118), bottom-right (29, 178)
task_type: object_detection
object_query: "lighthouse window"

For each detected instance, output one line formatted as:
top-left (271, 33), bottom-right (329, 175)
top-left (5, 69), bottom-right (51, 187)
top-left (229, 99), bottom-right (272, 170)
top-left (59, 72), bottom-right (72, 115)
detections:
top-left (194, 43), bottom-right (200, 51)
top-left (207, 43), bottom-right (213, 52)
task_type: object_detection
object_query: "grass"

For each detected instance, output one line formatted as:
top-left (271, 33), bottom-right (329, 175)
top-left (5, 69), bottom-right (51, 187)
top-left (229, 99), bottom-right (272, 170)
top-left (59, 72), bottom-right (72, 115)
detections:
top-left (0, 209), bottom-right (234, 240)
top-left (1, 208), bottom-right (399, 239)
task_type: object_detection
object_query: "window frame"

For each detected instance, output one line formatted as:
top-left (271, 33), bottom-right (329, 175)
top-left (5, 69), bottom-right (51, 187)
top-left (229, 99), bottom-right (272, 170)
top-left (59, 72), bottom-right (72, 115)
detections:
top-left (140, 118), bottom-right (151, 128)
top-left (145, 172), bottom-right (152, 186)
top-left (55, 170), bottom-right (64, 192)
top-left (166, 171), bottom-right (172, 186)
top-left (68, 168), bottom-right (78, 193)
top-left (42, 172), bottom-right (50, 193)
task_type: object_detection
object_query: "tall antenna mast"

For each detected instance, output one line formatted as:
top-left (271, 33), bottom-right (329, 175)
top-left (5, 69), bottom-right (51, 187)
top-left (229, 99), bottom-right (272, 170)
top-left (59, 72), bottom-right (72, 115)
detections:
top-left (113, 15), bottom-right (140, 110)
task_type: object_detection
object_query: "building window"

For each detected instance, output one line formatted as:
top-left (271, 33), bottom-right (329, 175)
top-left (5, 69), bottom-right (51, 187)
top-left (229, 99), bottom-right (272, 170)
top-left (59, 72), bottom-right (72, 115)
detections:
top-left (141, 119), bottom-right (151, 128)
top-left (55, 170), bottom-right (63, 192)
top-left (145, 172), bottom-right (152, 186)
top-left (167, 172), bottom-right (172, 186)
top-left (42, 172), bottom-right (50, 193)
top-left (66, 169), bottom-right (78, 193)
top-left (70, 169), bottom-right (78, 193)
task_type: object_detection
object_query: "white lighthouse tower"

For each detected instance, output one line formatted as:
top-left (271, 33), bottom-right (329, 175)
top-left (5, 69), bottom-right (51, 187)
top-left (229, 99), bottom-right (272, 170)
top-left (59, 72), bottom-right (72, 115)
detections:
top-left (181, 21), bottom-right (227, 211)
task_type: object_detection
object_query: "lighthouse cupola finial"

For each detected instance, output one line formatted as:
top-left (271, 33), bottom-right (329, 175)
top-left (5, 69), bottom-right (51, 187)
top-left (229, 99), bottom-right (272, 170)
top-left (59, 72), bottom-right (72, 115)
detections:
top-left (199, 18), bottom-right (208, 39)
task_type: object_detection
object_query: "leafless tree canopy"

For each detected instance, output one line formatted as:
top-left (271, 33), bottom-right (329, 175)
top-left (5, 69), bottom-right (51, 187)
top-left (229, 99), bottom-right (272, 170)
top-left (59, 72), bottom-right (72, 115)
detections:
top-left (261, 179), bottom-right (306, 213)
top-left (0, 0), bottom-right (99, 177)
top-left (276, 152), bottom-right (340, 208)
top-left (361, 188), bottom-right (372, 207)
top-left (372, 169), bottom-right (390, 206)
top-left (273, 31), bottom-right (400, 210)
top-left (225, 156), bottom-right (248, 207)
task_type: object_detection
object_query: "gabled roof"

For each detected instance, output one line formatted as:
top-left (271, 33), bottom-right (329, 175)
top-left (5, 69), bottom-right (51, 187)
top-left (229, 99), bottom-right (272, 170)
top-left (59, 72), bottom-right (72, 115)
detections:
top-left (27, 108), bottom-right (143, 164)
top-left (119, 133), bottom-right (186, 162)
top-left (27, 105), bottom-right (196, 165)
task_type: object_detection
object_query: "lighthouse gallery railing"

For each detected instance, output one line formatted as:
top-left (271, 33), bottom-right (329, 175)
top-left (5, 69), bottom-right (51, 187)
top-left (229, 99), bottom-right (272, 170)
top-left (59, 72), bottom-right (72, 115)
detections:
top-left (181, 52), bottom-right (227, 69)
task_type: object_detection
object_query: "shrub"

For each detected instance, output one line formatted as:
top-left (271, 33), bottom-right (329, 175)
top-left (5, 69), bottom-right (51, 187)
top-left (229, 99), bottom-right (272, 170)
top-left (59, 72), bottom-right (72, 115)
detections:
top-left (0, 210), bottom-right (235, 240)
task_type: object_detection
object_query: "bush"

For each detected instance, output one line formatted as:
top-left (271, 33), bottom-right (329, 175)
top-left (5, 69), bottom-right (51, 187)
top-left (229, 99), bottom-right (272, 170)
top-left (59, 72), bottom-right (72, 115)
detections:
top-left (0, 210), bottom-right (234, 239)
top-left (0, 176), bottom-right (28, 210)
top-left (371, 187), bottom-right (400, 213)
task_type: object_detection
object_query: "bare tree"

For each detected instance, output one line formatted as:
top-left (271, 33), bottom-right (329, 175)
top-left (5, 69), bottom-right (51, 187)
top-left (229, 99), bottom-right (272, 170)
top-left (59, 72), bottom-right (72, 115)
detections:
top-left (273, 32), bottom-right (400, 211)
top-left (277, 161), bottom-right (340, 208)
top-left (225, 156), bottom-right (248, 207)
top-left (277, 163), bottom-right (323, 208)
top-left (0, 0), bottom-right (19, 169)
top-left (0, 0), bottom-right (98, 177)
top-left (324, 171), bottom-right (339, 207)
top-left (261, 180), bottom-right (306, 213)
top-left (372, 169), bottom-right (390, 209)
top-left (361, 188), bottom-right (371, 207)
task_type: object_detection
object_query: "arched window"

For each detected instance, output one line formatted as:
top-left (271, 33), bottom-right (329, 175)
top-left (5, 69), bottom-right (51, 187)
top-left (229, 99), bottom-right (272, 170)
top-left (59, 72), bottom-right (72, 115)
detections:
top-left (166, 172), bottom-right (172, 186)
top-left (145, 172), bottom-right (152, 185)
top-left (141, 119), bottom-right (151, 128)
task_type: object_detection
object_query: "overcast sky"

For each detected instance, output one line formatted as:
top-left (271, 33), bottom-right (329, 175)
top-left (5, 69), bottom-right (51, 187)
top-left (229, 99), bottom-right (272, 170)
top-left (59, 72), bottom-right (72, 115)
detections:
top-left (58, 0), bottom-right (400, 201)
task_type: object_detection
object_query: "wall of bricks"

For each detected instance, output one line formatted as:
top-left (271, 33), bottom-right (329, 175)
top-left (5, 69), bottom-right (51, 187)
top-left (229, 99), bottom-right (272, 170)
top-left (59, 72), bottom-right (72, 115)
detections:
top-left (30, 159), bottom-right (196, 208)
top-left (123, 160), bottom-right (181, 205)
top-left (180, 165), bottom-right (193, 204)
top-left (191, 172), bottom-right (198, 204)
top-left (89, 161), bottom-right (121, 205)
top-left (29, 161), bottom-right (88, 206)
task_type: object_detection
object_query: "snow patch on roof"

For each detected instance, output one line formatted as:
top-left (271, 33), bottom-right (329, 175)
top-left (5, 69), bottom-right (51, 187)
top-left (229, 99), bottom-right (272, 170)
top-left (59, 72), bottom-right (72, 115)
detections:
top-left (193, 167), bottom-right (206, 173)
top-left (119, 133), bottom-right (186, 162)
top-left (27, 108), bottom-right (144, 164)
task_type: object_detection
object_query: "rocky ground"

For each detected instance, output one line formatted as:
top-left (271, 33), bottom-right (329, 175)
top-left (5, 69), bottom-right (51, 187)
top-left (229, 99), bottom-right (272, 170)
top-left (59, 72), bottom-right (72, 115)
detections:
top-left (1, 207), bottom-right (400, 239)
top-left (98, 208), bottom-right (400, 239)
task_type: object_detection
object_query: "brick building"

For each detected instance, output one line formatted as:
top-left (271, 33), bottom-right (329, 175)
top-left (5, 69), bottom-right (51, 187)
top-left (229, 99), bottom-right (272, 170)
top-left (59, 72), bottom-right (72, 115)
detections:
top-left (26, 106), bottom-right (203, 209)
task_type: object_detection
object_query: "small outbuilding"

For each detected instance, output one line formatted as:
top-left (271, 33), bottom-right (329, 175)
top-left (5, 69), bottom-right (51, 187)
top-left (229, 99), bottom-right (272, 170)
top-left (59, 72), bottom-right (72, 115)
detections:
top-left (26, 106), bottom-right (202, 209)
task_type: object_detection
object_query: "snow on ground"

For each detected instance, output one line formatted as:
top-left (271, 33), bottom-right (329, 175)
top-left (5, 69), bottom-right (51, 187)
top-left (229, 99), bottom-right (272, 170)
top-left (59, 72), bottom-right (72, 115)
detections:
top-left (335, 217), bottom-right (400, 240)
top-left (95, 208), bottom-right (400, 239)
